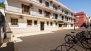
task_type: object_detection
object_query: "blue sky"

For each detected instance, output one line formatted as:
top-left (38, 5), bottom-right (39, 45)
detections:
top-left (59, 0), bottom-right (91, 16)
top-left (0, 0), bottom-right (91, 16)
top-left (0, 0), bottom-right (4, 2)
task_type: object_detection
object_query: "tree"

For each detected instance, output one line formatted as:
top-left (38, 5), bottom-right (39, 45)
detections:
top-left (0, 2), bottom-right (5, 8)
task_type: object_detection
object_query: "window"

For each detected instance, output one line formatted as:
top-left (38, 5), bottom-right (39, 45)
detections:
top-left (77, 16), bottom-right (79, 18)
top-left (47, 21), bottom-right (49, 25)
top-left (39, 9), bottom-right (42, 14)
top-left (55, 14), bottom-right (58, 19)
top-left (11, 18), bottom-right (18, 25)
top-left (45, 2), bottom-right (49, 7)
top-left (50, 22), bottom-right (53, 26)
top-left (64, 10), bottom-right (68, 14)
top-left (39, 0), bottom-right (42, 3)
top-left (64, 23), bottom-right (67, 27)
top-left (62, 16), bottom-right (64, 20)
top-left (71, 24), bottom-right (73, 27)
top-left (53, 4), bottom-right (57, 10)
top-left (44, 11), bottom-right (50, 18)
top-left (67, 17), bottom-right (68, 21)
top-left (62, 9), bottom-right (64, 13)
top-left (53, 13), bottom-right (58, 19)
top-left (34, 20), bottom-right (37, 25)
top-left (27, 20), bottom-right (32, 25)
top-left (22, 4), bottom-right (30, 14)
top-left (55, 22), bottom-right (57, 26)
top-left (71, 13), bottom-right (73, 16)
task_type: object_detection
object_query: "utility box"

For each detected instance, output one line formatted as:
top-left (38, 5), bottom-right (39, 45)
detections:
top-left (0, 27), bottom-right (4, 45)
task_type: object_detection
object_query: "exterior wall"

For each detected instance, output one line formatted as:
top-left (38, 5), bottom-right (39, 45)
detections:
top-left (5, 0), bottom-right (21, 13)
top-left (5, 0), bottom-right (75, 34)
top-left (6, 14), bottom-right (58, 34)
top-left (74, 12), bottom-right (87, 27)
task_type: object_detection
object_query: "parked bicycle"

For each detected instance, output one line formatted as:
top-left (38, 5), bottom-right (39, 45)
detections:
top-left (51, 30), bottom-right (91, 51)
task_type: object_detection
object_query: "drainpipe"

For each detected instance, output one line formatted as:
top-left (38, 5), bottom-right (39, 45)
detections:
top-left (0, 27), bottom-right (1, 45)
top-left (74, 19), bottom-right (75, 30)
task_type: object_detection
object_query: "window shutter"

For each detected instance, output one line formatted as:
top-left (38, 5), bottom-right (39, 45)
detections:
top-left (28, 6), bottom-right (30, 15)
top-left (22, 4), bottom-right (24, 14)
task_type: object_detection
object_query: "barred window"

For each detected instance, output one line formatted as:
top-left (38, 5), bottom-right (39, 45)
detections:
top-left (34, 20), bottom-right (37, 25)
top-left (50, 22), bottom-right (53, 26)
top-left (39, 9), bottom-right (42, 14)
top-left (27, 20), bottom-right (32, 25)
top-left (11, 18), bottom-right (18, 25)
top-left (47, 21), bottom-right (49, 25)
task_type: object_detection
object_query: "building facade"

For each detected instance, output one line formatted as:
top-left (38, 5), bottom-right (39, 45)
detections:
top-left (74, 12), bottom-right (87, 27)
top-left (5, 0), bottom-right (74, 34)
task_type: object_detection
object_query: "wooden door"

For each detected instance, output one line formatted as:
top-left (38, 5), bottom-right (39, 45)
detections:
top-left (40, 22), bottom-right (44, 31)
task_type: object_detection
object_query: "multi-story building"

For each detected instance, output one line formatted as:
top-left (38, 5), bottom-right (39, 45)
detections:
top-left (74, 12), bottom-right (87, 27)
top-left (4, 0), bottom-right (74, 34)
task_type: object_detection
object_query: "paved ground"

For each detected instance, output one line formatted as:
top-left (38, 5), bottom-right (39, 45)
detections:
top-left (15, 28), bottom-right (91, 51)
top-left (0, 42), bottom-right (15, 51)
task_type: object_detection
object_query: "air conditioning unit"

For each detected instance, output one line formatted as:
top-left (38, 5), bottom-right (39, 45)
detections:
top-left (50, 1), bottom-right (53, 3)
top-left (29, 3), bottom-right (33, 7)
top-left (19, 15), bottom-right (24, 19)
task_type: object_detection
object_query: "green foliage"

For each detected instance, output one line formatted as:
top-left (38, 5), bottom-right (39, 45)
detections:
top-left (0, 2), bottom-right (5, 8)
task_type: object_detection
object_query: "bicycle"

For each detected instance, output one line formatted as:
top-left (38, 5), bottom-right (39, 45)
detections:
top-left (81, 38), bottom-right (91, 50)
top-left (50, 43), bottom-right (78, 51)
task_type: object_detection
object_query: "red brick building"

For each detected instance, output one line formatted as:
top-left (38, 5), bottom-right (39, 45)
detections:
top-left (74, 12), bottom-right (87, 27)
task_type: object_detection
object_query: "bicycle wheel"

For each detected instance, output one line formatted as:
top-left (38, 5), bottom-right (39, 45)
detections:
top-left (81, 38), bottom-right (91, 49)
top-left (55, 43), bottom-right (78, 51)
top-left (64, 35), bottom-right (73, 45)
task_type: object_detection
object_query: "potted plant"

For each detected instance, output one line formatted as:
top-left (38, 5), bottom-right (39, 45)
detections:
top-left (6, 31), bottom-right (13, 38)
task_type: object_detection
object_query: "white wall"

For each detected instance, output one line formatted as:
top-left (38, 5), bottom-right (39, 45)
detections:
top-left (6, 0), bottom-right (21, 13)
top-left (6, 14), bottom-right (58, 34)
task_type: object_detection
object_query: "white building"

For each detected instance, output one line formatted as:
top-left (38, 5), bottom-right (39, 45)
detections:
top-left (4, 0), bottom-right (75, 34)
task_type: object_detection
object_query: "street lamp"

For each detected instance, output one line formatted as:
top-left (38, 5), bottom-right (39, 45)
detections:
top-left (74, 19), bottom-right (76, 30)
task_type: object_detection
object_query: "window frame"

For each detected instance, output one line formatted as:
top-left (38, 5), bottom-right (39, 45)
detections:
top-left (11, 18), bottom-right (18, 25)
top-left (47, 21), bottom-right (49, 25)
top-left (22, 4), bottom-right (30, 15)
top-left (39, 0), bottom-right (42, 3)
top-left (39, 9), bottom-right (42, 14)
top-left (27, 20), bottom-right (32, 26)
top-left (34, 20), bottom-right (37, 25)
top-left (50, 22), bottom-right (53, 26)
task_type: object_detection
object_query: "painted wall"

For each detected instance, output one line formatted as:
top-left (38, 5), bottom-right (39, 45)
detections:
top-left (6, 14), bottom-right (58, 34)
top-left (74, 12), bottom-right (87, 27)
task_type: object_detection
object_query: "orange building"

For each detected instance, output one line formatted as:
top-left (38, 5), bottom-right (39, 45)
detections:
top-left (74, 12), bottom-right (87, 27)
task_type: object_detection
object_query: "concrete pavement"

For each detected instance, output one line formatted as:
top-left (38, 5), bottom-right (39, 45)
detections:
top-left (14, 28), bottom-right (91, 51)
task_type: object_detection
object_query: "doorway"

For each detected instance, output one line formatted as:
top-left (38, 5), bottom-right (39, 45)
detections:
top-left (40, 22), bottom-right (44, 31)
top-left (58, 24), bottom-right (62, 29)
top-left (59, 24), bottom-right (62, 27)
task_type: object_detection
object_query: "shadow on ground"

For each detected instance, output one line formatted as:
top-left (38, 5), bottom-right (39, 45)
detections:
top-left (0, 42), bottom-right (15, 51)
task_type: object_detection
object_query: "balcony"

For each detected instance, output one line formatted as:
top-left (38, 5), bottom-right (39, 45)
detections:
top-left (20, 0), bottom-right (74, 20)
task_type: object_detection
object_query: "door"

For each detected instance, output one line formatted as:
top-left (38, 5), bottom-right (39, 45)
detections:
top-left (40, 22), bottom-right (44, 31)
top-left (59, 24), bottom-right (62, 29)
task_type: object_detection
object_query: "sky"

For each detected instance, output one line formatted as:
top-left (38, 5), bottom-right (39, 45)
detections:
top-left (0, 0), bottom-right (91, 16)
top-left (59, 0), bottom-right (91, 16)
top-left (0, 0), bottom-right (4, 2)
